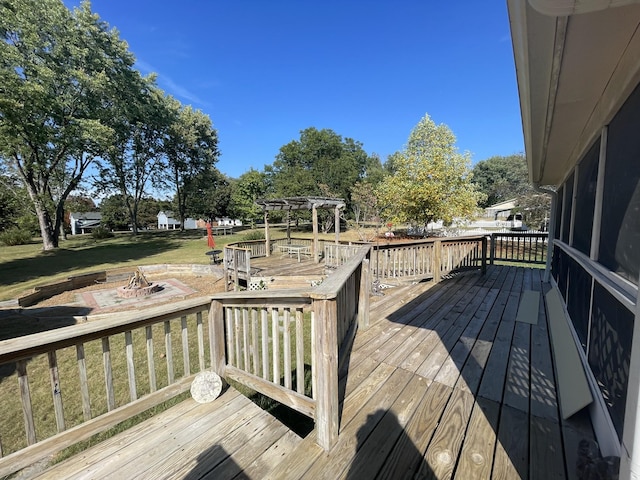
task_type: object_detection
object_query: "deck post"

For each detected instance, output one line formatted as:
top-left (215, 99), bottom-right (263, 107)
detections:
top-left (357, 258), bottom-right (370, 329)
top-left (481, 236), bottom-right (488, 275)
top-left (433, 240), bottom-right (442, 283)
top-left (489, 233), bottom-right (496, 265)
top-left (313, 297), bottom-right (339, 451)
top-left (209, 300), bottom-right (227, 378)
top-left (335, 206), bottom-right (340, 244)
top-left (264, 211), bottom-right (271, 257)
top-left (312, 204), bottom-right (320, 263)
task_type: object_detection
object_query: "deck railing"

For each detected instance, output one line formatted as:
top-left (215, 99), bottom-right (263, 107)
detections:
top-left (209, 244), bottom-right (371, 450)
top-left (0, 298), bottom-right (213, 478)
top-left (369, 235), bottom-right (487, 282)
top-left (489, 232), bottom-right (548, 265)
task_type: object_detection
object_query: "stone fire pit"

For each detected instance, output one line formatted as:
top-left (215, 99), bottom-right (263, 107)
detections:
top-left (117, 269), bottom-right (161, 298)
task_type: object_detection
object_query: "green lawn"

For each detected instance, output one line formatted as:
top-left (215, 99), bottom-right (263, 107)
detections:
top-left (0, 229), bottom-right (238, 301)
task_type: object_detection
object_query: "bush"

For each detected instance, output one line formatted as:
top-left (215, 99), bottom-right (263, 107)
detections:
top-left (241, 230), bottom-right (265, 241)
top-left (91, 226), bottom-right (113, 240)
top-left (0, 227), bottom-right (33, 246)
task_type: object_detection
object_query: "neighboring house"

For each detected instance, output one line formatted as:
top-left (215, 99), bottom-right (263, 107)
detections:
top-left (483, 199), bottom-right (516, 220)
top-left (508, 1), bottom-right (640, 477)
top-left (157, 211), bottom-right (199, 230)
top-left (69, 212), bottom-right (102, 235)
top-left (215, 217), bottom-right (243, 227)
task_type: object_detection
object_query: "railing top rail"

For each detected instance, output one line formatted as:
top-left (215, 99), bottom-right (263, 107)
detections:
top-left (490, 232), bottom-right (548, 237)
top-left (0, 297), bottom-right (212, 365)
top-left (210, 288), bottom-right (311, 302)
top-left (311, 245), bottom-right (370, 300)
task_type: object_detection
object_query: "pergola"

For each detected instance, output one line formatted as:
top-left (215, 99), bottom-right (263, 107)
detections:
top-left (255, 196), bottom-right (346, 263)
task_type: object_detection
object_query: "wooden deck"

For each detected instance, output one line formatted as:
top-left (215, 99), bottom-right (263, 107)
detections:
top-left (34, 265), bottom-right (596, 479)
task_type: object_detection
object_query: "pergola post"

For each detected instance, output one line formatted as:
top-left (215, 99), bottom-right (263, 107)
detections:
top-left (312, 204), bottom-right (319, 263)
top-left (286, 210), bottom-right (291, 244)
top-left (334, 206), bottom-right (340, 244)
top-left (264, 211), bottom-right (270, 257)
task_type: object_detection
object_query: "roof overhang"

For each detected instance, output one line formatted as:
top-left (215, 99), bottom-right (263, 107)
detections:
top-left (507, 0), bottom-right (640, 186)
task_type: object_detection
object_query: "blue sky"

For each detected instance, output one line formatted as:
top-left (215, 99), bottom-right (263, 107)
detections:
top-left (66, 1), bottom-right (523, 179)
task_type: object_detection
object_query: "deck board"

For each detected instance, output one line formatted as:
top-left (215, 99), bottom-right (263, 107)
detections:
top-left (33, 265), bottom-right (599, 479)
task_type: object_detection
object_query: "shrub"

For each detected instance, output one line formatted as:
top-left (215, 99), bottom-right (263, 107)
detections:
top-left (91, 226), bottom-right (113, 239)
top-left (0, 227), bottom-right (33, 246)
top-left (242, 230), bottom-right (265, 241)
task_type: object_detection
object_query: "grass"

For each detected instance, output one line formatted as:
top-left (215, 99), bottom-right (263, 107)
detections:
top-left (0, 226), bottom-right (350, 302)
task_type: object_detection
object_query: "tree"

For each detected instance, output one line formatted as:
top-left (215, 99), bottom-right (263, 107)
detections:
top-left (99, 194), bottom-right (130, 231)
top-left (164, 100), bottom-right (219, 230)
top-left (181, 169), bottom-right (231, 221)
top-left (376, 114), bottom-right (484, 227)
top-left (515, 188), bottom-right (552, 231)
top-left (472, 153), bottom-right (529, 208)
top-left (0, 0), bottom-right (143, 249)
top-left (268, 127), bottom-right (371, 209)
top-left (230, 169), bottom-right (269, 228)
top-left (95, 86), bottom-right (172, 235)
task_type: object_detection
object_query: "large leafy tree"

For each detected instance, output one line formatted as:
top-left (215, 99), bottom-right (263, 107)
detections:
top-left (0, 0), bottom-right (143, 249)
top-left (376, 114), bottom-right (483, 227)
top-left (230, 169), bottom-right (269, 228)
top-left (472, 153), bottom-right (529, 208)
top-left (268, 127), bottom-right (370, 205)
top-left (95, 86), bottom-right (171, 235)
top-left (164, 100), bottom-right (219, 230)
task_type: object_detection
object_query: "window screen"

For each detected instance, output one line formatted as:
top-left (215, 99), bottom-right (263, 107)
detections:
top-left (561, 174), bottom-right (573, 244)
top-left (599, 82), bottom-right (640, 285)
top-left (573, 140), bottom-right (600, 255)
top-left (566, 258), bottom-right (592, 351)
top-left (588, 283), bottom-right (634, 441)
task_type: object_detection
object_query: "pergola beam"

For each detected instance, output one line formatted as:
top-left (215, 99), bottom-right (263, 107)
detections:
top-left (255, 197), bottom-right (345, 263)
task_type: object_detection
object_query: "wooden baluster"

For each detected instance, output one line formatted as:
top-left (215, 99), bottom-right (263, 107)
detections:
top-left (48, 351), bottom-right (65, 433)
top-left (76, 343), bottom-right (92, 420)
top-left (164, 321), bottom-right (174, 385)
top-left (242, 308), bottom-right (250, 372)
top-left (181, 316), bottom-right (190, 377)
top-left (145, 326), bottom-right (156, 393)
top-left (261, 308), bottom-right (269, 380)
top-left (251, 308), bottom-right (259, 376)
top-left (225, 306), bottom-right (235, 367)
top-left (272, 308), bottom-right (280, 384)
top-left (125, 331), bottom-right (137, 401)
top-left (102, 338), bottom-right (115, 411)
top-left (283, 308), bottom-right (292, 390)
top-left (196, 311), bottom-right (205, 372)
top-left (17, 360), bottom-right (36, 445)
top-left (295, 309), bottom-right (305, 394)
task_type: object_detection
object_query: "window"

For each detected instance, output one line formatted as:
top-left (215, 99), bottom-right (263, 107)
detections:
top-left (573, 140), bottom-right (600, 255)
top-left (599, 82), bottom-right (640, 285)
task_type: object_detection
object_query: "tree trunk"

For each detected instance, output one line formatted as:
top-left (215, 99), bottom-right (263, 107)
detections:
top-left (35, 204), bottom-right (58, 250)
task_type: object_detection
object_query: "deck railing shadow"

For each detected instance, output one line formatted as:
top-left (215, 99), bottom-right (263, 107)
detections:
top-left (379, 264), bottom-right (564, 479)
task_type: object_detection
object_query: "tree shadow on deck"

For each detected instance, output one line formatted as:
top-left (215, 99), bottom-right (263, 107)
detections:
top-left (183, 445), bottom-right (241, 479)
top-left (345, 411), bottom-right (434, 479)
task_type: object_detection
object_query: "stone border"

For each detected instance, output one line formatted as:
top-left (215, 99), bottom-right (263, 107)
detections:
top-left (15, 264), bottom-right (224, 308)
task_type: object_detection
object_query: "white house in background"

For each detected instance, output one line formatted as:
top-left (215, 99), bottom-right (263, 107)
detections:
top-left (483, 198), bottom-right (517, 220)
top-left (157, 211), bottom-right (199, 230)
top-left (215, 217), bottom-right (243, 226)
top-left (157, 211), bottom-right (181, 230)
top-left (69, 212), bottom-right (102, 235)
top-left (509, 1), bottom-right (640, 477)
